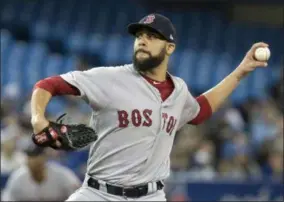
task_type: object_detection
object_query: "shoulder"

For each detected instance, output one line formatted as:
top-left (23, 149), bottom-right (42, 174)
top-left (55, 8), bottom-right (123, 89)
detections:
top-left (62, 64), bottom-right (135, 81)
top-left (84, 64), bottom-right (134, 75)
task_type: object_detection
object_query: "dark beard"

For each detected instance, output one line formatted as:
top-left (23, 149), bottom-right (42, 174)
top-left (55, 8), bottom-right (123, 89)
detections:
top-left (133, 47), bottom-right (166, 73)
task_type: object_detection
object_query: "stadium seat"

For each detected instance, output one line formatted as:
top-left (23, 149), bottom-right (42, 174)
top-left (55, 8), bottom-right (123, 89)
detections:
top-left (169, 50), bottom-right (182, 75)
top-left (90, 7), bottom-right (111, 35)
top-left (46, 97), bottom-right (67, 117)
top-left (87, 33), bottom-right (106, 54)
top-left (17, 0), bottom-right (39, 26)
top-left (0, 2), bottom-right (17, 25)
top-left (23, 42), bottom-right (48, 93)
top-left (123, 37), bottom-right (134, 64)
top-left (231, 77), bottom-right (249, 105)
top-left (54, 22), bottom-right (70, 40)
top-left (64, 55), bottom-right (79, 72)
top-left (175, 50), bottom-right (197, 86)
top-left (112, 11), bottom-right (129, 33)
top-left (194, 51), bottom-right (216, 91)
top-left (212, 53), bottom-right (233, 84)
top-left (1, 30), bottom-right (13, 86)
top-left (269, 65), bottom-right (282, 86)
top-left (50, 1), bottom-right (76, 40)
top-left (206, 17), bottom-right (224, 52)
top-left (1, 29), bottom-right (12, 56)
top-left (29, 1), bottom-right (59, 40)
top-left (65, 31), bottom-right (87, 54)
top-left (73, 2), bottom-right (92, 34)
top-left (5, 41), bottom-right (28, 88)
top-left (103, 34), bottom-right (124, 64)
top-left (39, 1), bottom-right (57, 21)
top-left (30, 20), bottom-right (51, 41)
top-left (248, 68), bottom-right (269, 99)
top-left (44, 54), bottom-right (64, 77)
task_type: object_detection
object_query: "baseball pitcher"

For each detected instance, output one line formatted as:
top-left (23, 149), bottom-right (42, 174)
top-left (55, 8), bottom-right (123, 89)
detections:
top-left (30, 13), bottom-right (269, 201)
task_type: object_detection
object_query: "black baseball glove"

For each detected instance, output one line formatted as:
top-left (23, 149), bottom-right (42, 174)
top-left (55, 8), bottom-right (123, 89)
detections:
top-left (32, 114), bottom-right (98, 151)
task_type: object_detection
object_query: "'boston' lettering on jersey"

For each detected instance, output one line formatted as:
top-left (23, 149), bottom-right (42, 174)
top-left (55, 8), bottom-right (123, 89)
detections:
top-left (118, 109), bottom-right (153, 127)
top-left (162, 113), bottom-right (177, 135)
top-left (117, 109), bottom-right (177, 135)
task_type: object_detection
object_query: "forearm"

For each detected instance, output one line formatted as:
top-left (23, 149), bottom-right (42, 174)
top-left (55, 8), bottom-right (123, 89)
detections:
top-left (203, 68), bottom-right (244, 113)
top-left (31, 88), bottom-right (52, 120)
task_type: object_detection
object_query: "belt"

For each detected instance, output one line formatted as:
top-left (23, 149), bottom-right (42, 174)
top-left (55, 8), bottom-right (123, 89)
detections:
top-left (87, 178), bottom-right (164, 198)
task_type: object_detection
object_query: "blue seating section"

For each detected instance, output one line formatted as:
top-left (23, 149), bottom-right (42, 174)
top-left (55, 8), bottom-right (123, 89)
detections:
top-left (1, 0), bottom-right (283, 106)
top-left (1, 29), bottom-right (79, 94)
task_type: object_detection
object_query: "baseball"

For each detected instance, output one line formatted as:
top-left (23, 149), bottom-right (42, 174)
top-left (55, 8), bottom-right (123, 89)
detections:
top-left (254, 47), bottom-right (270, 61)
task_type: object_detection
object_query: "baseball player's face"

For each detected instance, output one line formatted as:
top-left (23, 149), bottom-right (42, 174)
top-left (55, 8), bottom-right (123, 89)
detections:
top-left (133, 29), bottom-right (174, 72)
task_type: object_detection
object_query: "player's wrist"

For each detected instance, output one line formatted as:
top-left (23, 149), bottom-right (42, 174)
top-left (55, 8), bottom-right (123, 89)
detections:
top-left (31, 115), bottom-right (49, 132)
top-left (231, 67), bottom-right (248, 81)
top-left (31, 114), bottom-right (47, 123)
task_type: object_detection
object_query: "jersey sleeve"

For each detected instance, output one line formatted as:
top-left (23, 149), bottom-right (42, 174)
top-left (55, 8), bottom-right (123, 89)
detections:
top-left (60, 70), bottom-right (88, 98)
top-left (60, 67), bottom-right (110, 109)
top-left (177, 90), bottom-right (200, 130)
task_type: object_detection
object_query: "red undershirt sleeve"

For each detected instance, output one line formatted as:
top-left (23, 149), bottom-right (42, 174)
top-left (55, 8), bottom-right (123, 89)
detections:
top-left (33, 76), bottom-right (80, 96)
top-left (189, 95), bottom-right (212, 125)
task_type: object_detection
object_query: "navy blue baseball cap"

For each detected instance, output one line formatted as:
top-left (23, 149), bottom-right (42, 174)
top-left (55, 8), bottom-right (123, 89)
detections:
top-left (128, 13), bottom-right (176, 43)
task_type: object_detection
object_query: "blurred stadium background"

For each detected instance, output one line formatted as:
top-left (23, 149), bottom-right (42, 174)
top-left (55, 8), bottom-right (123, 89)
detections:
top-left (1, 0), bottom-right (283, 201)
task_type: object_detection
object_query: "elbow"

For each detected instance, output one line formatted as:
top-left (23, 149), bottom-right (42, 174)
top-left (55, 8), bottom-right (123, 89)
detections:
top-left (33, 79), bottom-right (55, 96)
top-left (33, 76), bottom-right (80, 96)
top-left (189, 95), bottom-right (213, 125)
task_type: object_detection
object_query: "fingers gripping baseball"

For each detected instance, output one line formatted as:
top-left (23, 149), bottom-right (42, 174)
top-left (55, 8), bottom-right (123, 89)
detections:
top-left (251, 42), bottom-right (269, 53)
top-left (237, 42), bottom-right (270, 77)
top-left (245, 42), bottom-right (269, 68)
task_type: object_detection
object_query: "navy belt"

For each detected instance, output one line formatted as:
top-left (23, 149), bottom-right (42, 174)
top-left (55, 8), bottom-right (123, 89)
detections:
top-left (87, 178), bottom-right (164, 198)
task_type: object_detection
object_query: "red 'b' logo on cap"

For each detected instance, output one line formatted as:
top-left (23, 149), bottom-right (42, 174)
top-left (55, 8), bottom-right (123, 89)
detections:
top-left (144, 15), bottom-right (155, 24)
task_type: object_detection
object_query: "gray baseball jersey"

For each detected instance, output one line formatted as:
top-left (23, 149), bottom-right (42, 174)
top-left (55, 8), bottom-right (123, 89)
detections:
top-left (60, 64), bottom-right (200, 186)
top-left (2, 162), bottom-right (81, 201)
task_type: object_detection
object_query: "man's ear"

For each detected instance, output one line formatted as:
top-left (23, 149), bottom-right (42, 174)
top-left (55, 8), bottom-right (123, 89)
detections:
top-left (166, 43), bottom-right (176, 55)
